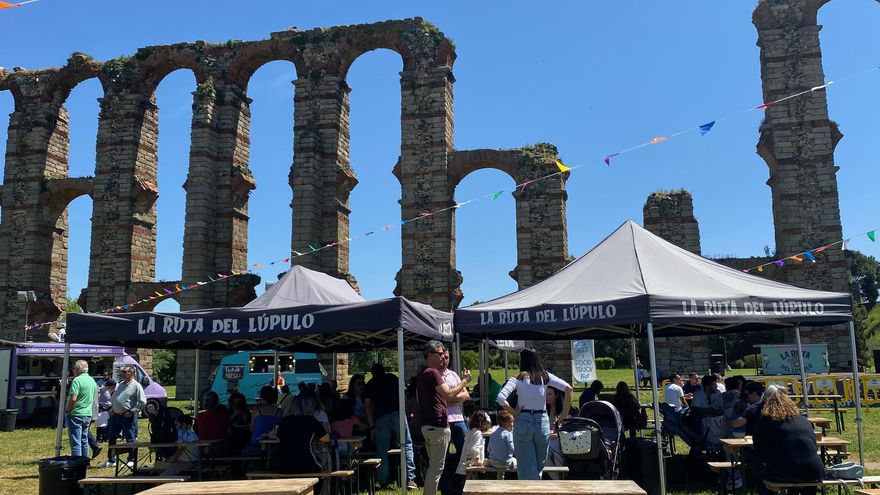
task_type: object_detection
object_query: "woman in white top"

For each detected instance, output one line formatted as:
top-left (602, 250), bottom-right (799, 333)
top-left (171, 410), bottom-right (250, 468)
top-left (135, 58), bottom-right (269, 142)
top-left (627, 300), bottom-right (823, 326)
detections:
top-left (497, 348), bottom-right (573, 480)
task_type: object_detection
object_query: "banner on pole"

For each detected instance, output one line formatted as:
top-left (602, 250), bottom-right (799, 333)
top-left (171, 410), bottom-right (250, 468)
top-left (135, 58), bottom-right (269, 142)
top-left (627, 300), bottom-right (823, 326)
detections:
top-left (571, 339), bottom-right (597, 383)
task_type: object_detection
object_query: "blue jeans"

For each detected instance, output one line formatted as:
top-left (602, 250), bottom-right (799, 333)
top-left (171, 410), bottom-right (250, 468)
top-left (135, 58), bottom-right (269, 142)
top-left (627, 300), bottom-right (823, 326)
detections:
top-left (513, 410), bottom-right (550, 480)
top-left (107, 413), bottom-right (137, 462)
top-left (375, 411), bottom-right (416, 485)
top-left (440, 420), bottom-right (468, 492)
top-left (66, 415), bottom-right (91, 458)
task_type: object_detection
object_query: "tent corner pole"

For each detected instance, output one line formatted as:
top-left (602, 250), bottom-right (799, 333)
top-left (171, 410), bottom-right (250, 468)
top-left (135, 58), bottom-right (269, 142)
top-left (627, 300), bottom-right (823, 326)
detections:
top-left (193, 347), bottom-right (200, 413)
top-left (794, 326), bottom-right (809, 414)
top-left (397, 328), bottom-right (407, 495)
top-left (848, 321), bottom-right (864, 466)
top-left (631, 337), bottom-right (640, 397)
top-left (54, 339), bottom-right (71, 457)
top-left (454, 333), bottom-right (461, 375)
top-left (647, 322), bottom-right (667, 495)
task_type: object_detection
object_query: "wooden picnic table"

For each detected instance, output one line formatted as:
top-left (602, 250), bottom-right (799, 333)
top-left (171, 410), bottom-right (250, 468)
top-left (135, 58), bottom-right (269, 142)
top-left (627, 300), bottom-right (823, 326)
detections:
top-left (791, 394), bottom-right (844, 432)
top-left (463, 479), bottom-right (646, 495)
top-left (137, 477), bottom-right (318, 495)
top-left (720, 436), bottom-right (849, 465)
top-left (108, 439), bottom-right (219, 479)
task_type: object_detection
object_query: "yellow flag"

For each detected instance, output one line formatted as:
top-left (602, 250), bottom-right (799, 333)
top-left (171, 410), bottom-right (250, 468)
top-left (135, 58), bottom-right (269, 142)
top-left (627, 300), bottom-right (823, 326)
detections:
top-left (555, 159), bottom-right (570, 173)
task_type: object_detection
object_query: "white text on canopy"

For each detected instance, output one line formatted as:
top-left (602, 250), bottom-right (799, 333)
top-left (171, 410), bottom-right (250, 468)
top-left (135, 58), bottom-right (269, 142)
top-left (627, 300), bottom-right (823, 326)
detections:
top-left (479, 304), bottom-right (617, 326)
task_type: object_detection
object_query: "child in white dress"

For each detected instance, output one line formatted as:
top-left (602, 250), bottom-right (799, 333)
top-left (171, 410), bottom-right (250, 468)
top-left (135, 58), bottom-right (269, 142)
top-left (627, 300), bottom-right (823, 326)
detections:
top-left (449, 410), bottom-right (493, 495)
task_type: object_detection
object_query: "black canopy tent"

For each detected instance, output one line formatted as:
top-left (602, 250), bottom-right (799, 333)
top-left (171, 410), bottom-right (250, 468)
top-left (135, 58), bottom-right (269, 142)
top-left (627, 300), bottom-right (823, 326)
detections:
top-left (63, 266), bottom-right (452, 492)
top-left (454, 220), bottom-right (862, 494)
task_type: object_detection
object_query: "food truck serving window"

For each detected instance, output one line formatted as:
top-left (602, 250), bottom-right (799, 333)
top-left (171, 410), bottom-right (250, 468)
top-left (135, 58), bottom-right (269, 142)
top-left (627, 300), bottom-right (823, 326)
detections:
top-left (248, 354), bottom-right (294, 374)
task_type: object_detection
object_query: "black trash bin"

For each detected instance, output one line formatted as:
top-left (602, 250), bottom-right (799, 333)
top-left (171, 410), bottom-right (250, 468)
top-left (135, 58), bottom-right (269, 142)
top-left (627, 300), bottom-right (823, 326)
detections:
top-left (37, 456), bottom-right (89, 495)
top-left (0, 409), bottom-right (17, 432)
top-left (621, 437), bottom-right (661, 495)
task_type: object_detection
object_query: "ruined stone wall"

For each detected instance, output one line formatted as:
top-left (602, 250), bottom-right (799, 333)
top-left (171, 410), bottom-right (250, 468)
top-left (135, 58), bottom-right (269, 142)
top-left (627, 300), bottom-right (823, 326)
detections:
top-left (642, 190), bottom-right (711, 375)
top-left (753, 0), bottom-right (851, 369)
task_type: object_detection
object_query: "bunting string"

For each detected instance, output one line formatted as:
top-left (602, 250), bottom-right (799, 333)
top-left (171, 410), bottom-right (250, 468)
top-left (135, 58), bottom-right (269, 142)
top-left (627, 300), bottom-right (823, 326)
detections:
top-left (24, 271), bottom-right (246, 331)
top-left (0, 0), bottom-right (39, 9)
top-left (741, 228), bottom-right (878, 274)
top-left (241, 63), bottom-right (880, 270)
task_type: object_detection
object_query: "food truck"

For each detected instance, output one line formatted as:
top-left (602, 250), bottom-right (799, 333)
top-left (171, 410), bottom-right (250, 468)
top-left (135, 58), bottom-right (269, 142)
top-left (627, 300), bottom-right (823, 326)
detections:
top-left (0, 342), bottom-right (167, 425)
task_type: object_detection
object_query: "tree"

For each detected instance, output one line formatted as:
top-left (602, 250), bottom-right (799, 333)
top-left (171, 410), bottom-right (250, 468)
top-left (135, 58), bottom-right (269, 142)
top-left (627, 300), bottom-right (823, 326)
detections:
top-left (847, 250), bottom-right (880, 364)
top-left (59, 296), bottom-right (82, 323)
top-left (152, 349), bottom-right (177, 385)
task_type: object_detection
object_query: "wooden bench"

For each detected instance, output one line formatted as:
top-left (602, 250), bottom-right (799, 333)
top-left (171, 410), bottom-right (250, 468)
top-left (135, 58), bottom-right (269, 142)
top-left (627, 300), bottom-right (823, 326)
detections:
top-left (708, 461), bottom-right (743, 495)
top-left (79, 476), bottom-right (188, 495)
top-left (136, 464), bottom-right (230, 480)
top-left (465, 465), bottom-right (570, 480)
top-left (358, 459), bottom-right (381, 495)
top-left (766, 477), bottom-right (880, 494)
top-left (247, 470), bottom-right (356, 495)
top-left (810, 408), bottom-right (848, 432)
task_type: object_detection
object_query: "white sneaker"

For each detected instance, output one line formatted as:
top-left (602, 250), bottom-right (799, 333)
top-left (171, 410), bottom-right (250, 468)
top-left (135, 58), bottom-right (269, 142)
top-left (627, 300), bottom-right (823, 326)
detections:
top-left (101, 461), bottom-right (115, 469)
top-left (125, 461), bottom-right (135, 469)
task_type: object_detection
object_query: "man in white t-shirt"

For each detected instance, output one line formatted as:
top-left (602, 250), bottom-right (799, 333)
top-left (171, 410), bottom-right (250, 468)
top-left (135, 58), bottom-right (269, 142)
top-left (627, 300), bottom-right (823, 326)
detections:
top-left (664, 374), bottom-right (691, 412)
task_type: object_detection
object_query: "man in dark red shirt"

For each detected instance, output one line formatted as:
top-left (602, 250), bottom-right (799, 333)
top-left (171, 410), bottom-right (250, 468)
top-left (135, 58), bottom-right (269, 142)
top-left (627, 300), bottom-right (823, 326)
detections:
top-left (416, 340), bottom-right (470, 495)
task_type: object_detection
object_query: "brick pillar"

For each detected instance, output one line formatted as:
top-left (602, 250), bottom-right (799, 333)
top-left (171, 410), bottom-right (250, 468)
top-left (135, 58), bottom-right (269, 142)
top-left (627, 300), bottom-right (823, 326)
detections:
top-left (85, 89), bottom-right (158, 312)
top-left (176, 77), bottom-right (258, 398)
top-left (643, 190), bottom-right (710, 375)
top-left (396, 61), bottom-right (460, 312)
top-left (290, 74), bottom-right (356, 278)
top-left (753, 0), bottom-right (850, 369)
top-left (0, 78), bottom-right (71, 339)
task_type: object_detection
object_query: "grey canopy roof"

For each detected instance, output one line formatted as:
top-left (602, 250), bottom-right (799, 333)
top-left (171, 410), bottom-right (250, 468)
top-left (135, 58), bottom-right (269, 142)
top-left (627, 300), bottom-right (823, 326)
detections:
top-left (67, 266), bottom-right (452, 351)
top-left (454, 220), bottom-right (852, 340)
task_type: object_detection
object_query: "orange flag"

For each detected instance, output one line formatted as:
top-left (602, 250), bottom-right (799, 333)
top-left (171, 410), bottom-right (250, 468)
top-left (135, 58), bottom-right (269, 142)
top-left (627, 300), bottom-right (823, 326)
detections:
top-left (0, 0), bottom-right (39, 9)
top-left (650, 137), bottom-right (669, 145)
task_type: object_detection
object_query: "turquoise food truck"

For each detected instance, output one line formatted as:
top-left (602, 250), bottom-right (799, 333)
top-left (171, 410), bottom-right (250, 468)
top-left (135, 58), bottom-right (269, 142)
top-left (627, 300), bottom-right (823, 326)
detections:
top-left (208, 351), bottom-right (325, 405)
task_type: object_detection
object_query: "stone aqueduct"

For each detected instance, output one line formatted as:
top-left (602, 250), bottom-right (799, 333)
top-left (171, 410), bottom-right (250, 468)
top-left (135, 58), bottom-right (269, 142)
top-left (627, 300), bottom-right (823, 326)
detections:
top-left (0, 1), bottom-right (852, 390)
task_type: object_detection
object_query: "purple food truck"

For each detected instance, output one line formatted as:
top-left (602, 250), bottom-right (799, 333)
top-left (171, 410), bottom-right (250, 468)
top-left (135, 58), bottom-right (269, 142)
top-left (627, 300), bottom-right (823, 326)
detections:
top-left (0, 342), bottom-right (167, 425)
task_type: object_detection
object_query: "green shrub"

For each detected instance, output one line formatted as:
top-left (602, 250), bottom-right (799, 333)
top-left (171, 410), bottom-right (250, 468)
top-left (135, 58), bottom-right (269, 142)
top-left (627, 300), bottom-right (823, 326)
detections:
top-left (460, 350), bottom-right (479, 371)
top-left (152, 349), bottom-right (176, 385)
top-left (596, 357), bottom-right (615, 370)
top-left (732, 359), bottom-right (745, 369)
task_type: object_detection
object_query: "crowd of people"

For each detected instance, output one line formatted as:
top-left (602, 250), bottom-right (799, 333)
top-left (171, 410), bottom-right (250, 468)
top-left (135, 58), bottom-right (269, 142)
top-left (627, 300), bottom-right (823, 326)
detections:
top-left (62, 351), bottom-right (829, 495)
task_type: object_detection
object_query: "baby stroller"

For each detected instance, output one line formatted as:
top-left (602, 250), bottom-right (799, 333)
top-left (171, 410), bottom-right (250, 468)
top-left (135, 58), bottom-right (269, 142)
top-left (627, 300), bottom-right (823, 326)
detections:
top-left (558, 400), bottom-right (623, 480)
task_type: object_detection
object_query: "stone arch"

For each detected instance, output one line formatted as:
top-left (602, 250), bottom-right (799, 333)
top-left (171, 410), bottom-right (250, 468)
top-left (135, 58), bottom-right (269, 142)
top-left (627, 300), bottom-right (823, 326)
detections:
top-left (225, 39), bottom-right (304, 90)
top-left (447, 146), bottom-right (570, 291)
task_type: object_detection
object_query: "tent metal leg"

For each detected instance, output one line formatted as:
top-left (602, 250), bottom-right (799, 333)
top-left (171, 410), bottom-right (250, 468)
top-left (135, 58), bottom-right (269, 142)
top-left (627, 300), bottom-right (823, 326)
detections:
top-left (631, 337), bottom-right (640, 397)
top-left (397, 328), bottom-right (407, 494)
top-left (454, 333), bottom-right (461, 375)
top-left (848, 321), bottom-right (864, 466)
top-left (54, 340), bottom-right (71, 457)
top-left (194, 348), bottom-right (201, 411)
top-left (480, 339), bottom-right (488, 409)
top-left (647, 323), bottom-right (666, 495)
top-left (794, 327), bottom-right (809, 414)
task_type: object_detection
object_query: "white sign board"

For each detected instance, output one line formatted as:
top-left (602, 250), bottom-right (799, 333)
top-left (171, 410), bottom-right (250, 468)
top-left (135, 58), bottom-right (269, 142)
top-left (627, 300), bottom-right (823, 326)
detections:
top-left (571, 340), bottom-right (597, 384)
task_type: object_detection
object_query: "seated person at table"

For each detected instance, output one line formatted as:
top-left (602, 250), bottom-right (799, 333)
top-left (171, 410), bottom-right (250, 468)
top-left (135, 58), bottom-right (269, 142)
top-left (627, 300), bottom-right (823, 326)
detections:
top-left (331, 398), bottom-right (368, 455)
top-left (195, 391), bottom-right (231, 456)
top-left (753, 387), bottom-right (824, 495)
top-left (272, 395), bottom-right (332, 495)
top-left (612, 381), bottom-right (647, 438)
top-left (730, 381), bottom-right (766, 437)
top-left (683, 372), bottom-right (702, 395)
top-left (579, 380), bottom-right (604, 408)
top-left (158, 415), bottom-right (198, 475)
top-left (690, 375), bottom-right (725, 448)
top-left (488, 411), bottom-right (516, 469)
top-left (243, 386), bottom-right (281, 456)
top-left (227, 392), bottom-right (251, 455)
top-left (664, 374), bottom-right (691, 413)
top-left (448, 410), bottom-right (492, 495)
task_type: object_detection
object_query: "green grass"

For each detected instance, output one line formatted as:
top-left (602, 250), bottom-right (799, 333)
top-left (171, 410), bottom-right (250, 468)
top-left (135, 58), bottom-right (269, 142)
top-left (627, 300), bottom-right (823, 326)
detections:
top-left (2, 374), bottom-right (876, 495)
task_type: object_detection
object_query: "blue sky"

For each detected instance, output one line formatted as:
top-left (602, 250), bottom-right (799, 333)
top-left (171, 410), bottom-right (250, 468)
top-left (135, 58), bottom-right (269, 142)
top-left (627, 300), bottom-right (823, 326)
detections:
top-left (1, 1), bottom-right (879, 312)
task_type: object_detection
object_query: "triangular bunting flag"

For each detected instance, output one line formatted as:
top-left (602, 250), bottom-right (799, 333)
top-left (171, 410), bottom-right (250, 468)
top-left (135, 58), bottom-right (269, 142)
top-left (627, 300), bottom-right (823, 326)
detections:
top-left (757, 265), bottom-right (763, 273)
top-left (154, 291), bottom-right (163, 297)
top-left (868, 231), bottom-right (876, 242)
top-left (805, 251), bottom-right (815, 263)
top-left (774, 260), bottom-right (785, 267)
top-left (756, 102), bottom-right (775, 110)
top-left (282, 258), bottom-right (290, 263)
top-left (603, 153), bottom-right (620, 166)
top-left (382, 225), bottom-right (393, 231)
top-left (364, 231), bottom-right (375, 236)
top-left (253, 263), bottom-right (264, 268)
top-left (814, 244), bottom-right (830, 253)
top-left (490, 191), bottom-right (504, 200)
top-left (790, 255), bottom-right (803, 262)
top-left (308, 245), bottom-right (318, 252)
top-left (555, 159), bottom-right (570, 173)
top-left (649, 136), bottom-right (669, 145)
top-left (699, 121), bottom-right (715, 136)
top-left (163, 289), bottom-right (173, 294)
